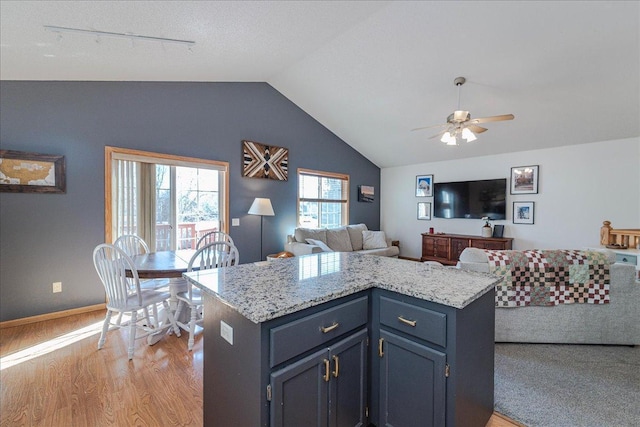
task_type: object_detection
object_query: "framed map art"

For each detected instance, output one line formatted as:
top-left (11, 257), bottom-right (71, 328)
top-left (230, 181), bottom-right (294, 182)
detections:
top-left (0, 150), bottom-right (66, 193)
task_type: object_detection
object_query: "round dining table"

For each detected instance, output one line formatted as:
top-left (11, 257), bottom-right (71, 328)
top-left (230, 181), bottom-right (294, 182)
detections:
top-left (130, 249), bottom-right (196, 279)
top-left (127, 249), bottom-right (197, 345)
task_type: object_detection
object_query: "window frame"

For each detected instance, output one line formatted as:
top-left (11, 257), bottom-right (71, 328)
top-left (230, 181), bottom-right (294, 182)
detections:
top-left (297, 168), bottom-right (349, 228)
top-left (105, 146), bottom-right (229, 245)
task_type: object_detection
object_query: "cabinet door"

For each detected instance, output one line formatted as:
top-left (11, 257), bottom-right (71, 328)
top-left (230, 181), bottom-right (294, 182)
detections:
top-left (328, 329), bottom-right (368, 427)
top-left (378, 329), bottom-right (446, 427)
top-left (270, 348), bottom-right (329, 427)
top-left (450, 238), bottom-right (470, 262)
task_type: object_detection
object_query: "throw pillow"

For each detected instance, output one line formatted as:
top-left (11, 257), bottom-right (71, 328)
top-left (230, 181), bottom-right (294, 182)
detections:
top-left (305, 238), bottom-right (333, 252)
top-left (326, 227), bottom-right (354, 252)
top-left (362, 230), bottom-right (388, 250)
top-left (347, 223), bottom-right (368, 251)
top-left (458, 247), bottom-right (488, 263)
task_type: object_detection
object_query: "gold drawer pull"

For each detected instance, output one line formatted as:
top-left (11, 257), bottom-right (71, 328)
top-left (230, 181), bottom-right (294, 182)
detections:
top-left (323, 359), bottom-right (330, 382)
top-left (321, 322), bottom-right (339, 333)
top-left (398, 316), bottom-right (417, 327)
top-left (378, 338), bottom-right (384, 357)
top-left (332, 355), bottom-right (339, 378)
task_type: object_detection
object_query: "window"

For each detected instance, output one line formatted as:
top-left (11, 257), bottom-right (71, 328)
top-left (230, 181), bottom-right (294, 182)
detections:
top-left (297, 168), bottom-right (349, 228)
top-left (106, 147), bottom-right (229, 251)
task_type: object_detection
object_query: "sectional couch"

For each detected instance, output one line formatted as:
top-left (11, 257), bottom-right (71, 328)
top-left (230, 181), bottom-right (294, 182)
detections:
top-left (284, 224), bottom-right (400, 257)
top-left (458, 247), bottom-right (639, 345)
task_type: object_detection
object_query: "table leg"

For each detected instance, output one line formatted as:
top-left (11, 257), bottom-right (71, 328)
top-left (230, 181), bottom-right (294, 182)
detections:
top-left (147, 277), bottom-right (189, 345)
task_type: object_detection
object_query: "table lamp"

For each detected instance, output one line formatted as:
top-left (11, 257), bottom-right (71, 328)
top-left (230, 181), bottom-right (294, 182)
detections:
top-left (248, 197), bottom-right (275, 260)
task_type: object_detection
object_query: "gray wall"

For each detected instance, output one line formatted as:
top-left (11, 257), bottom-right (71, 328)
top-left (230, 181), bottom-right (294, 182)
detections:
top-left (0, 81), bottom-right (380, 322)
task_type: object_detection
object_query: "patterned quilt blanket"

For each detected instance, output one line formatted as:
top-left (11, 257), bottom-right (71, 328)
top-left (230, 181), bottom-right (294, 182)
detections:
top-left (486, 249), bottom-right (610, 307)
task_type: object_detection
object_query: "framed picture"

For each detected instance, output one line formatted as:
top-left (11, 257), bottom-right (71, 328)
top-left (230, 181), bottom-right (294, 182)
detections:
top-left (416, 174), bottom-right (433, 197)
top-left (417, 202), bottom-right (431, 220)
top-left (492, 224), bottom-right (505, 238)
top-left (358, 185), bottom-right (374, 203)
top-left (242, 140), bottom-right (288, 181)
top-left (0, 150), bottom-right (66, 193)
top-left (510, 165), bottom-right (539, 194)
top-left (513, 201), bottom-right (535, 224)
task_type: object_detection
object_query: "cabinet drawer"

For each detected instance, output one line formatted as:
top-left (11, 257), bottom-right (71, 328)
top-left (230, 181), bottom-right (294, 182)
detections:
top-left (379, 296), bottom-right (447, 347)
top-left (472, 239), bottom-right (507, 250)
top-left (615, 253), bottom-right (638, 266)
top-left (270, 296), bottom-right (368, 367)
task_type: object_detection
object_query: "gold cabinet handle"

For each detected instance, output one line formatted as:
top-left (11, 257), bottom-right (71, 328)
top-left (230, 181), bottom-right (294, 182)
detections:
top-left (332, 355), bottom-right (339, 378)
top-left (320, 322), bottom-right (339, 333)
top-left (378, 338), bottom-right (384, 357)
top-left (323, 359), bottom-right (330, 382)
top-left (398, 316), bottom-right (417, 327)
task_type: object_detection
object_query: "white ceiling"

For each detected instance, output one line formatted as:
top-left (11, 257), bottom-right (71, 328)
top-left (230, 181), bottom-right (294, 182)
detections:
top-left (1, 1), bottom-right (638, 168)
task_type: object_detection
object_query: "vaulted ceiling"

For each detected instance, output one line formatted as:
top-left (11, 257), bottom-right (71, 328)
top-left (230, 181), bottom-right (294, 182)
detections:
top-left (1, 1), bottom-right (638, 168)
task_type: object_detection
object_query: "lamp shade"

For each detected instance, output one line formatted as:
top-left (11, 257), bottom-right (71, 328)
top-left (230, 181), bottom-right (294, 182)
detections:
top-left (248, 198), bottom-right (275, 216)
top-left (461, 127), bottom-right (477, 142)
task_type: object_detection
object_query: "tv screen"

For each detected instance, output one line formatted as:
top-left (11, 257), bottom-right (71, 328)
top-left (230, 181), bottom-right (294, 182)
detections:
top-left (434, 178), bottom-right (506, 220)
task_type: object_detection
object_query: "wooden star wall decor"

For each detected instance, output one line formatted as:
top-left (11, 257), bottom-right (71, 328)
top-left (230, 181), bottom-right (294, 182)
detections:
top-left (242, 140), bottom-right (289, 181)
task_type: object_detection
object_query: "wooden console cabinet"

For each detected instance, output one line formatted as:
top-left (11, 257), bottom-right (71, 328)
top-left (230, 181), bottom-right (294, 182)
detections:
top-left (421, 233), bottom-right (513, 265)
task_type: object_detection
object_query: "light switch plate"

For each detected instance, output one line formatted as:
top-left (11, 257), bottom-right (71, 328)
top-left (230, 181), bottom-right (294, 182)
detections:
top-left (220, 320), bottom-right (233, 345)
top-left (232, 218), bottom-right (240, 226)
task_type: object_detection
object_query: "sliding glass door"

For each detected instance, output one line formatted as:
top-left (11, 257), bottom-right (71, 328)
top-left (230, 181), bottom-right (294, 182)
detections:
top-left (106, 147), bottom-right (229, 251)
top-left (155, 165), bottom-right (221, 250)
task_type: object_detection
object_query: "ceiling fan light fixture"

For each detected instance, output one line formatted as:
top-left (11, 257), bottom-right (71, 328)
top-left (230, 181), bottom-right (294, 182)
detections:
top-left (441, 131), bottom-right (458, 145)
top-left (461, 127), bottom-right (477, 142)
top-left (413, 76), bottom-right (514, 146)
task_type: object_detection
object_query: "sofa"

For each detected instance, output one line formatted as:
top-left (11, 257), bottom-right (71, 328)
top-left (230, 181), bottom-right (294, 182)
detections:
top-left (284, 224), bottom-right (400, 257)
top-left (458, 247), bottom-right (639, 345)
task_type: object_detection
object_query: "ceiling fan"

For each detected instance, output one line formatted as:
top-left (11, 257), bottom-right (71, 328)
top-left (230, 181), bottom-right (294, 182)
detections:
top-left (412, 77), bottom-right (514, 145)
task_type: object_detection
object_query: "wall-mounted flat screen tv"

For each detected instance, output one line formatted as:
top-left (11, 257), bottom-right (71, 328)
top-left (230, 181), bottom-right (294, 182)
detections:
top-left (433, 178), bottom-right (507, 220)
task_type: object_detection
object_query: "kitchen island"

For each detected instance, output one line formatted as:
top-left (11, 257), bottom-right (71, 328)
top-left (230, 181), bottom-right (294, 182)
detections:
top-left (184, 252), bottom-right (500, 427)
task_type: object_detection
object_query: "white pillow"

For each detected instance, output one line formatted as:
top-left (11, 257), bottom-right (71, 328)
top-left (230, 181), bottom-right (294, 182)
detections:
top-left (459, 247), bottom-right (489, 263)
top-left (305, 238), bottom-right (334, 252)
top-left (362, 230), bottom-right (388, 250)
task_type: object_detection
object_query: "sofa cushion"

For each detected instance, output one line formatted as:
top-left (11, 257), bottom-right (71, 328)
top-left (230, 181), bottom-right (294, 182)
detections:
top-left (360, 245), bottom-right (400, 257)
top-left (305, 238), bottom-right (333, 252)
top-left (326, 227), bottom-right (353, 252)
top-left (295, 227), bottom-right (327, 244)
top-left (363, 230), bottom-right (388, 250)
top-left (347, 223), bottom-right (368, 251)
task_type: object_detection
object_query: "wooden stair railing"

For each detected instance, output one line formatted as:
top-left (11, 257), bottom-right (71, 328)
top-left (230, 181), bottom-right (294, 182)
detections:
top-left (600, 220), bottom-right (640, 249)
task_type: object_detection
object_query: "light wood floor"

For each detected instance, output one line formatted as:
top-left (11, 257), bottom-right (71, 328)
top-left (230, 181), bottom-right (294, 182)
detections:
top-left (1, 310), bottom-right (522, 426)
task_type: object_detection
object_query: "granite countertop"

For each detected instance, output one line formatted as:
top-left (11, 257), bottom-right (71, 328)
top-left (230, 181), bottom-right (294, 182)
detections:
top-left (183, 252), bottom-right (500, 324)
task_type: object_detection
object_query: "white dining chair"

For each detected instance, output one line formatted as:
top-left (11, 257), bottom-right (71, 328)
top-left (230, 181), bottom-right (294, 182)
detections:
top-left (93, 243), bottom-right (181, 360)
top-left (195, 231), bottom-right (235, 249)
top-left (114, 234), bottom-right (150, 257)
top-left (114, 234), bottom-right (169, 290)
top-left (175, 241), bottom-right (239, 350)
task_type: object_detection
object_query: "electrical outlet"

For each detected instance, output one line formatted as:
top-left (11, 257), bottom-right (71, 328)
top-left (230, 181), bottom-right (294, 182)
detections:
top-left (232, 218), bottom-right (240, 226)
top-left (220, 320), bottom-right (233, 345)
top-left (52, 282), bottom-right (62, 293)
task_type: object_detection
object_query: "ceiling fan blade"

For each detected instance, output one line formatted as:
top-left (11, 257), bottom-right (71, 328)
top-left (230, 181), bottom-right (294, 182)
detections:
top-left (469, 114), bottom-right (515, 124)
top-left (411, 123), bottom-right (448, 132)
top-left (467, 124), bottom-right (488, 134)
